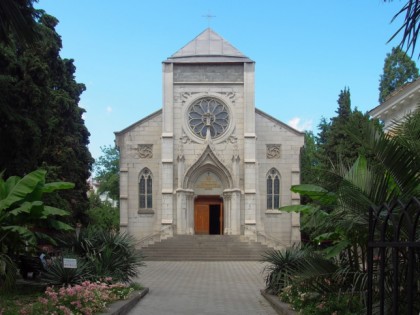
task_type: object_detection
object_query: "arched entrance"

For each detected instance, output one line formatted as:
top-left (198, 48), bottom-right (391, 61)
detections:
top-left (194, 196), bottom-right (223, 235)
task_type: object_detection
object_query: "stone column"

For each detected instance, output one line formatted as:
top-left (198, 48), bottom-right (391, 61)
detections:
top-left (161, 62), bottom-right (174, 227)
top-left (186, 191), bottom-right (195, 235)
top-left (232, 154), bottom-right (240, 188)
top-left (231, 190), bottom-right (241, 235)
top-left (243, 62), bottom-right (257, 232)
top-left (291, 170), bottom-right (301, 244)
top-left (222, 192), bottom-right (231, 235)
top-left (119, 166), bottom-right (129, 233)
top-left (162, 63), bottom-right (173, 134)
top-left (176, 190), bottom-right (186, 234)
top-left (223, 189), bottom-right (241, 235)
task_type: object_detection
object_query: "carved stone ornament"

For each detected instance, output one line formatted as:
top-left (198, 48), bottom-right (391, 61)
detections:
top-left (266, 144), bottom-right (281, 159)
top-left (188, 98), bottom-right (230, 139)
top-left (181, 92), bottom-right (200, 103)
top-left (218, 91), bottom-right (236, 103)
top-left (180, 133), bottom-right (193, 144)
top-left (227, 135), bottom-right (238, 144)
top-left (138, 144), bottom-right (153, 159)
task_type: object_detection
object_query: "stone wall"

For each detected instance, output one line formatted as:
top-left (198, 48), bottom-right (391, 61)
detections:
top-left (255, 111), bottom-right (303, 244)
top-left (174, 64), bottom-right (244, 83)
top-left (117, 112), bottom-right (163, 239)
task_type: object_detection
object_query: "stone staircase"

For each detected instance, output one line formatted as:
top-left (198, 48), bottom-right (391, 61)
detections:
top-left (140, 235), bottom-right (272, 261)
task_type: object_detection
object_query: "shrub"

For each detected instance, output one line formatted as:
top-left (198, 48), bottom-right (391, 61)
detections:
top-left (41, 255), bottom-right (91, 286)
top-left (55, 228), bottom-right (144, 284)
top-left (17, 281), bottom-right (138, 315)
top-left (81, 229), bottom-right (144, 282)
top-left (87, 194), bottom-right (119, 231)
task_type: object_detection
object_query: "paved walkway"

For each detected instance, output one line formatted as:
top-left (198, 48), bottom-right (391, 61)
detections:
top-left (128, 261), bottom-right (277, 315)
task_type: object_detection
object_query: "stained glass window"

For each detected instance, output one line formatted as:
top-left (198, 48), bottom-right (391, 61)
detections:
top-left (139, 169), bottom-right (152, 209)
top-left (267, 169), bottom-right (280, 209)
top-left (188, 98), bottom-right (230, 139)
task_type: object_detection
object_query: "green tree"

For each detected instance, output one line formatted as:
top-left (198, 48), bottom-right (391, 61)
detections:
top-left (279, 111), bottom-right (420, 310)
top-left (87, 193), bottom-right (119, 231)
top-left (378, 47), bottom-right (419, 103)
top-left (318, 88), bottom-right (372, 170)
top-left (94, 145), bottom-right (120, 202)
top-left (300, 131), bottom-right (320, 185)
top-left (0, 9), bottom-right (93, 222)
top-left (0, 0), bottom-right (37, 45)
top-left (0, 169), bottom-right (74, 289)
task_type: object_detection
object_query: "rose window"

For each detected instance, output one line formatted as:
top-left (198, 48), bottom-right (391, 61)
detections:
top-left (187, 98), bottom-right (230, 139)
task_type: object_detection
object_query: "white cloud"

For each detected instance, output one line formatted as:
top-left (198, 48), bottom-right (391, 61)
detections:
top-left (288, 117), bottom-right (313, 131)
top-left (106, 106), bottom-right (113, 113)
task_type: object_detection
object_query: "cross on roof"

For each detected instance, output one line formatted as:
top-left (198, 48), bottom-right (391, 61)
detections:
top-left (202, 12), bottom-right (216, 28)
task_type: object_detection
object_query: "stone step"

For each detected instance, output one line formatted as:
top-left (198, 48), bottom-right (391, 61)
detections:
top-left (140, 235), bottom-right (271, 261)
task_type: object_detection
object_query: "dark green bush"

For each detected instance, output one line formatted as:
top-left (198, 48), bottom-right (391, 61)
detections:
top-left (55, 228), bottom-right (144, 284)
top-left (41, 255), bottom-right (90, 285)
top-left (81, 229), bottom-right (144, 282)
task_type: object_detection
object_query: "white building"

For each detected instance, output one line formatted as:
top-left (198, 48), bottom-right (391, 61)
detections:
top-left (369, 79), bottom-right (420, 132)
top-left (115, 29), bottom-right (304, 245)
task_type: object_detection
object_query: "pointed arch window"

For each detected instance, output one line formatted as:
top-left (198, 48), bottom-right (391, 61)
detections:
top-left (139, 169), bottom-right (152, 209)
top-left (267, 169), bottom-right (280, 210)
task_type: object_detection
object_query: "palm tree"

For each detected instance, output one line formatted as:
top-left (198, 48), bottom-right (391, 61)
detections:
top-left (387, 0), bottom-right (420, 58)
top-left (265, 110), bottom-right (420, 311)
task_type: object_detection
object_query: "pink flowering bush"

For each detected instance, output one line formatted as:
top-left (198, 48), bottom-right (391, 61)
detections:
top-left (18, 280), bottom-right (136, 315)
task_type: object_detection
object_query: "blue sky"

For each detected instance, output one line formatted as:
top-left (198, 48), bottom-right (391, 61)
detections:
top-left (36, 0), bottom-right (417, 160)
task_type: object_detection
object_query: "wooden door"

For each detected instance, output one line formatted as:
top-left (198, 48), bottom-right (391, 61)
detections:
top-left (194, 196), bottom-right (223, 235)
top-left (194, 204), bottom-right (209, 234)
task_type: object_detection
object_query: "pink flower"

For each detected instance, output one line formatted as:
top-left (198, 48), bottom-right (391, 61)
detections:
top-left (58, 305), bottom-right (72, 315)
top-left (38, 297), bottom-right (49, 305)
top-left (18, 308), bottom-right (30, 315)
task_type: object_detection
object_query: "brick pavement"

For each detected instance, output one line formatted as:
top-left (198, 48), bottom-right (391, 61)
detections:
top-left (128, 261), bottom-right (277, 315)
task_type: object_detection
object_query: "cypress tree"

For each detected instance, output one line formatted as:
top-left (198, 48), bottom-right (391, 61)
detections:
top-left (379, 47), bottom-right (419, 103)
top-left (0, 8), bottom-right (93, 222)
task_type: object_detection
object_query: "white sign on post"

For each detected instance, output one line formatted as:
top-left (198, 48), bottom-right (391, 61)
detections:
top-left (63, 258), bottom-right (77, 269)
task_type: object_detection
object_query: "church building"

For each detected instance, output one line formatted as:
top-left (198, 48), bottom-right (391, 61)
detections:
top-left (115, 29), bottom-right (304, 247)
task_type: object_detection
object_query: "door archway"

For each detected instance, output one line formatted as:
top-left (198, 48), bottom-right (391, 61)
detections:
top-left (194, 196), bottom-right (223, 235)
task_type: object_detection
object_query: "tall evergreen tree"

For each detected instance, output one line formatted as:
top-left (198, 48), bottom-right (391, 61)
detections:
top-left (0, 8), bottom-right (93, 222)
top-left (318, 88), bottom-right (373, 170)
top-left (335, 87), bottom-right (351, 120)
top-left (0, 0), bottom-right (37, 45)
top-left (300, 131), bottom-right (319, 185)
top-left (378, 47), bottom-right (419, 103)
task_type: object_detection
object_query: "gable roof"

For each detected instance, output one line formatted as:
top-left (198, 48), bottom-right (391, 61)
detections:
top-left (114, 109), bottom-right (162, 136)
top-left (255, 108), bottom-right (305, 137)
top-left (115, 108), bottom-right (305, 138)
top-left (369, 78), bottom-right (420, 118)
top-left (164, 28), bottom-right (253, 63)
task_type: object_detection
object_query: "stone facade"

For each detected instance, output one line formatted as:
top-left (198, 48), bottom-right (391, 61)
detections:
top-left (369, 78), bottom-right (420, 132)
top-left (115, 29), bottom-right (304, 246)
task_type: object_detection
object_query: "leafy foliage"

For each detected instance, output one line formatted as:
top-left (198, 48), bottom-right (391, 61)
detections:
top-left (314, 88), bottom-right (378, 178)
top-left (0, 0), bottom-right (38, 45)
top-left (271, 109), bottom-right (420, 312)
top-left (378, 47), bottom-right (418, 103)
top-left (0, 169), bottom-right (74, 290)
top-left (0, 7), bottom-right (94, 222)
top-left (80, 229), bottom-right (144, 282)
top-left (387, 0), bottom-right (420, 58)
top-left (262, 245), bottom-right (338, 295)
top-left (15, 281), bottom-right (139, 315)
top-left (94, 145), bottom-right (120, 202)
top-left (41, 255), bottom-right (90, 286)
top-left (87, 193), bottom-right (119, 230)
top-left (54, 228), bottom-right (144, 284)
top-left (300, 131), bottom-right (320, 186)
